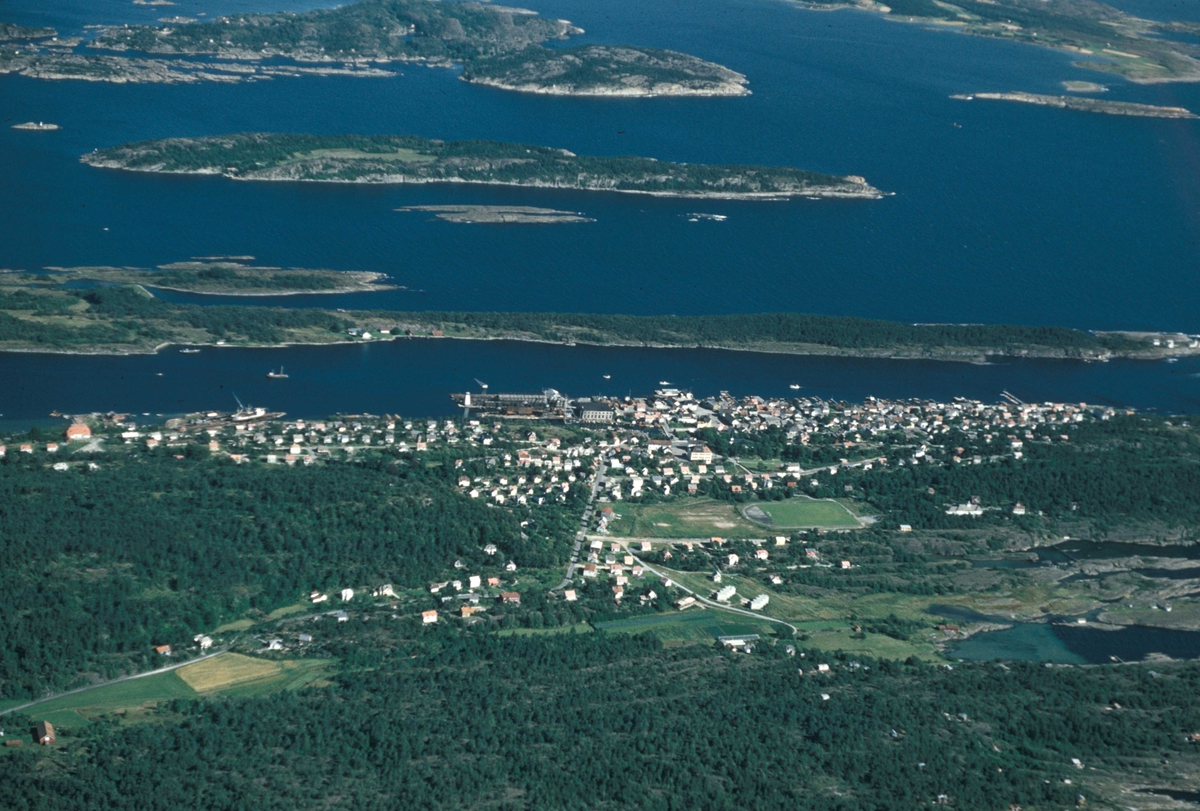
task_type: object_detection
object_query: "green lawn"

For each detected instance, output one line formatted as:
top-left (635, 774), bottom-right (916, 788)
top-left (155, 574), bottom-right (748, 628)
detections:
top-left (743, 497), bottom-right (860, 529)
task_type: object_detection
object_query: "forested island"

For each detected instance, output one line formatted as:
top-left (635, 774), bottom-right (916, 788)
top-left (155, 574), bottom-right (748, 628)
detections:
top-left (952, 91), bottom-right (1198, 118)
top-left (82, 133), bottom-right (882, 199)
top-left (37, 262), bottom-right (394, 295)
top-left (1, 0), bottom-right (746, 94)
top-left (799, 0), bottom-right (1200, 83)
top-left (0, 282), bottom-right (1194, 361)
top-left (461, 45), bottom-right (749, 96)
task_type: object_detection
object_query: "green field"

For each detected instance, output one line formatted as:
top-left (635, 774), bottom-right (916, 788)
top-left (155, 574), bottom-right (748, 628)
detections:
top-left (9, 654), bottom-right (333, 729)
top-left (605, 499), bottom-right (764, 538)
top-left (497, 622), bottom-right (594, 638)
top-left (743, 497), bottom-right (861, 529)
top-left (595, 609), bottom-right (778, 644)
top-left (11, 671), bottom-right (199, 728)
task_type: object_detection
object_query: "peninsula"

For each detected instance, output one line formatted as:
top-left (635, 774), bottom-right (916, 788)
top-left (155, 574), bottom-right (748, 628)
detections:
top-left (797, 0), bottom-right (1200, 83)
top-left (81, 133), bottom-right (883, 200)
top-left (38, 261), bottom-right (394, 295)
top-left (0, 0), bottom-right (746, 94)
top-left (0, 281), bottom-right (1195, 361)
top-left (952, 91), bottom-right (1198, 118)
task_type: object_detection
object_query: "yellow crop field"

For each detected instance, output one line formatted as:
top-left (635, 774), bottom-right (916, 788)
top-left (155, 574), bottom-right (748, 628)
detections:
top-left (176, 653), bottom-right (283, 693)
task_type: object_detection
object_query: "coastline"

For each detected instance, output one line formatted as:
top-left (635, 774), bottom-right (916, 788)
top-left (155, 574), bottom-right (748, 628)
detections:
top-left (80, 161), bottom-right (886, 200)
top-left (141, 282), bottom-right (399, 297)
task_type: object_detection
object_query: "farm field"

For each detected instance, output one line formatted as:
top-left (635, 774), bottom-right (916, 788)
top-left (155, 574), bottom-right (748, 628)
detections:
top-left (605, 499), bottom-right (764, 538)
top-left (8, 654), bottom-right (333, 731)
top-left (743, 497), bottom-right (861, 529)
top-left (175, 652), bottom-right (331, 697)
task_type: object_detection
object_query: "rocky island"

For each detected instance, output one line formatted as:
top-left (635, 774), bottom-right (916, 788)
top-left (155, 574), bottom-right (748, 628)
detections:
top-left (82, 133), bottom-right (884, 200)
top-left (39, 261), bottom-right (394, 295)
top-left (952, 91), bottom-right (1198, 118)
top-left (461, 45), bottom-right (749, 97)
top-left (397, 205), bottom-right (595, 224)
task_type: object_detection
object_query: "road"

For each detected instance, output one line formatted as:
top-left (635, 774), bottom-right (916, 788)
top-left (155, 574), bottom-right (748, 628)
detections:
top-left (0, 648), bottom-right (229, 717)
top-left (552, 461), bottom-right (606, 592)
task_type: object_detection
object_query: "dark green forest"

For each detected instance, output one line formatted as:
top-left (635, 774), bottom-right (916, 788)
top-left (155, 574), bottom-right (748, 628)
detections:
top-left (4, 631), bottom-right (1200, 810)
top-left (0, 446), bottom-right (570, 697)
top-left (393, 310), bottom-right (1143, 354)
top-left (0, 284), bottom-right (1153, 357)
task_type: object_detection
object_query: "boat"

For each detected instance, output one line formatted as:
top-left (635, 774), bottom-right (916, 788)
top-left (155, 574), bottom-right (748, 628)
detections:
top-left (789, 384), bottom-right (801, 390)
top-left (658, 380), bottom-right (670, 386)
top-left (267, 367), bottom-right (289, 379)
top-left (603, 374), bottom-right (611, 380)
top-left (180, 348), bottom-right (200, 354)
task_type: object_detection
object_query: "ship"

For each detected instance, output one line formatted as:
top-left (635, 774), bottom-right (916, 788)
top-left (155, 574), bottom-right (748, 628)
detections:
top-left (266, 367), bottom-right (288, 379)
top-left (180, 348), bottom-right (201, 354)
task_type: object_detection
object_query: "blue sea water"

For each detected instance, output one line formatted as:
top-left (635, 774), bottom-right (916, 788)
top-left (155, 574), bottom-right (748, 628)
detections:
top-left (2, 341), bottom-right (1198, 424)
top-left (3, 0), bottom-right (1200, 328)
top-left (2, 0), bottom-right (1200, 414)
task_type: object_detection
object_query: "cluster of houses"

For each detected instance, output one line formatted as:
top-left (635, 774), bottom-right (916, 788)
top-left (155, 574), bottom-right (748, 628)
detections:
top-left (459, 389), bottom-right (1112, 517)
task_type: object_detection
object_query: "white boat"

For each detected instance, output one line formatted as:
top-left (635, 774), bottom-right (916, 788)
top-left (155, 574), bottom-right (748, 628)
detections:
top-left (180, 348), bottom-right (201, 354)
top-left (603, 374), bottom-right (611, 380)
top-left (789, 384), bottom-right (801, 390)
top-left (658, 380), bottom-right (670, 386)
top-left (267, 366), bottom-right (289, 379)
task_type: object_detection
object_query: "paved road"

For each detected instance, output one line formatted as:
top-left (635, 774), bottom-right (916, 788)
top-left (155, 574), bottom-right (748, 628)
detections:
top-left (0, 649), bottom-right (230, 717)
top-left (633, 557), bottom-right (798, 636)
top-left (552, 461), bottom-right (606, 592)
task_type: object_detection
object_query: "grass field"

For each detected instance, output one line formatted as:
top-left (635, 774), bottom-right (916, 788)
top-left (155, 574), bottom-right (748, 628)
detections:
top-left (595, 609), bottom-right (778, 644)
top-left (10, 654), bottom-right (333, 730)
top-left (212, 618), bottom-right (255, 633)
top-left (497, 622), bottom-right (594, 637)
top-left (14, 671), bottom-right (199, 728)
top-left (743, 498), bottom-right (861, 529)
top-left (606, 499), bottom-right (764, 538)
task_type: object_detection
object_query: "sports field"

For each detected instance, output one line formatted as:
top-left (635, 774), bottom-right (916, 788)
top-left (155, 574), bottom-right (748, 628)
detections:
top-left (605, 499), bottom-right (762, 538)
top-left (743, 497), bottom-right (860, 529)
